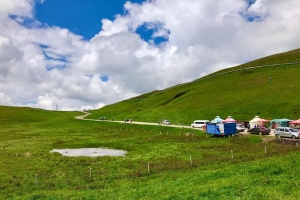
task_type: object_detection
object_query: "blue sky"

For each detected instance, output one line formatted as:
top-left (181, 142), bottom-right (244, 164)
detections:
top-left (35, 0), bottom-right (145, 40)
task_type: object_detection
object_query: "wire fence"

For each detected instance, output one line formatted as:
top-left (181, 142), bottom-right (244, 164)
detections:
top-left (198, 61), bottom-right (300, 81)
top-left (144, 61), bottom-right (300, 97)
top-left (162, 61), bottom-right (300, 92)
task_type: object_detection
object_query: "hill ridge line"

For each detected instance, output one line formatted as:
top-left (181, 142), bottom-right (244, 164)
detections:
top-left (156, 61), bottom-right (300, 94)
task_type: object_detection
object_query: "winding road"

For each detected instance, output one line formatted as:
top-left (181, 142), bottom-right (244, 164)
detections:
top-left (75, 112), bottom-right (195, 129)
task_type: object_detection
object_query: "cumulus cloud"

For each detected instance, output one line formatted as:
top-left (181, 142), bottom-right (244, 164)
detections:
top-left (0, 0), bottom-right (33, 19)
top-left (0, 0), bottom-right (300, 110)
top-left (0, 93), bottom-right (13, 106)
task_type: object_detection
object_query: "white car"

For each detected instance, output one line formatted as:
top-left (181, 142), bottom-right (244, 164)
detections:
top-left (162, 120), bottom-right (171, 125)
top-left (236, 124), bottom-right (245, 132)
top-left (274, 127), bottom-right (300, 139)
top-left (191, 120), bottom-right (209, 128)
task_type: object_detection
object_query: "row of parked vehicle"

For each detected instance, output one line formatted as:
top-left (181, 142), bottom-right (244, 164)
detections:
top-left (161, 119), bottom-right (300, 139)
top-left (246, 127), bottom-right (300, 139)
top-left (190, 120), bottom-right (300, 139)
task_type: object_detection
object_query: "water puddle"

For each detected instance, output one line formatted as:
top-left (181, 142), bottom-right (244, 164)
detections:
top-left (50, 148), bottom-right (127, 157)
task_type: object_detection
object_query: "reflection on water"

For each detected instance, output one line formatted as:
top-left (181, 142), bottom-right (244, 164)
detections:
top-left (50, 148), bottom-right (127, 157)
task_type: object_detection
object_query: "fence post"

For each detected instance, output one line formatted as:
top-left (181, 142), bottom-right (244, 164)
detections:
top-left (35, 174), bottom-right (38, 186)
top-left (89, 168), bottom-right (92, 182)
top-left (265, 147), bottom-right (267, 154)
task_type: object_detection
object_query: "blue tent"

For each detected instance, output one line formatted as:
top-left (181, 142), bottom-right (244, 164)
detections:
top-left (211, 116), bottom-right (223, 123)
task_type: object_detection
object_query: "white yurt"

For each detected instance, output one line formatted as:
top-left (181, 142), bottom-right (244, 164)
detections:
top-left (249, 116), bottom-right (261, 129)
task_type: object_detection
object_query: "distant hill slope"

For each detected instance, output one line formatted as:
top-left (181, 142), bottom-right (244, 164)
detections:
top-left (89, 48), bottom-right (300, 125)
top-left (0, 106), bottom-right (80, 127)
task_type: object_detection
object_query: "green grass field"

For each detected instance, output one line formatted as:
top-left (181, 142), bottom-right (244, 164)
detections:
top-left (1, 106), bottom-right (300, 199)
top-left (88, 48), bottom-right (300, 125)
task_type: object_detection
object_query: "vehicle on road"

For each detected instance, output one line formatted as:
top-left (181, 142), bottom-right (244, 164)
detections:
top-left (274, 127), bottom-right (300, 139)
top-left (162, 120), bottom-right (171, 125)
top-left (236, 124), bottom-right (245, 132)
top-left (247, 127), bottom-right (270, 135)
top-left (191, 120), bottom-right (209, 128)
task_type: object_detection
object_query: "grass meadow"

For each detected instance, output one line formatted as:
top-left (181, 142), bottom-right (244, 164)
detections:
top-left (1, 106), bottom-right (300, 199)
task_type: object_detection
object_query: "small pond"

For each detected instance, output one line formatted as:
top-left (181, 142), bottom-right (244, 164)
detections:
top-left (50, 148), bottom-right (127, 157)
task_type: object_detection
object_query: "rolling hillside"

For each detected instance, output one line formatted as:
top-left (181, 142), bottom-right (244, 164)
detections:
top-left (89, 48), bottom-right (300, 125)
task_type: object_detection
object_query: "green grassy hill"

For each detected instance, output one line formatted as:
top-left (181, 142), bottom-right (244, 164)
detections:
top-left (2, 105), bottom-right (300, 199)
top-left (89, 48), bottom-right (300, 124)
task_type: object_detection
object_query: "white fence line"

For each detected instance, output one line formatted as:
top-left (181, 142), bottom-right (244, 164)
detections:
top-left (199, 61), bottom-right (300, 81)
top-left (148, 61), bottom-right (300, 97)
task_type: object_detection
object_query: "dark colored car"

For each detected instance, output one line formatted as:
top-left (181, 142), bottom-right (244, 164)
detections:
top-left (247, 127), bottom-right (270, 135)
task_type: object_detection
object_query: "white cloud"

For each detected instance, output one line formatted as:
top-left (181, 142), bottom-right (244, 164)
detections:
top-left (0, 0), bottom-right (300, 110)
top-left (0, 0), bottom-right (33, 19)
top-left (0, 93), bottom-right (13, 106)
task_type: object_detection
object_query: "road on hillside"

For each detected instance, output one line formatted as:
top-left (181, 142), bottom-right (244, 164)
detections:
top-left (75, 112), bottom-right (197, 130)
top-left (75, 112), bottom-right (275, 136)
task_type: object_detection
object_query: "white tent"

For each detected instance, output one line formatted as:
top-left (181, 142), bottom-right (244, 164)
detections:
top-left (249, 116), bottom-right (261, 129)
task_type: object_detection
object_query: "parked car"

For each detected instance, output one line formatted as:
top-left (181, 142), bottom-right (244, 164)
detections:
top-left (247, 127), bottom-right (270, 135)
top-left (236, 124), bottom-right (245, 132)
top-left (162, 120), bottom-right (171, 125)
top-left (191, 120), bottom-right (209, 128)
top-left (274, 127), bottom-right (300, 139)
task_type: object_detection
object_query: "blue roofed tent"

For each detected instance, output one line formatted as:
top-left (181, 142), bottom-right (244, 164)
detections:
top-left (270, 119), bottom-right (292, 128)
top-left (211, 116), bottom-right (223, 123)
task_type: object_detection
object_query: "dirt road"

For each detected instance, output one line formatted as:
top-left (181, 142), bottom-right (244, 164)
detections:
top-left (75, 112), bottom-right (197, 130)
